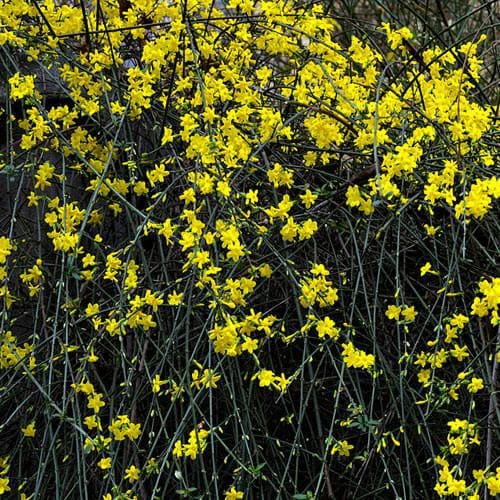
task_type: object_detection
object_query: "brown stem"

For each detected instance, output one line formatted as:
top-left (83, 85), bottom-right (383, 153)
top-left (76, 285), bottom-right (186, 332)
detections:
top-left (324, 462), bottom-right (334, 498)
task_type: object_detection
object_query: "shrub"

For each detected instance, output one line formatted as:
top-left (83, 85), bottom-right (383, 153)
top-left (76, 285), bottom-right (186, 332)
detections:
top-left (0, 0), bottom-right (498, 498)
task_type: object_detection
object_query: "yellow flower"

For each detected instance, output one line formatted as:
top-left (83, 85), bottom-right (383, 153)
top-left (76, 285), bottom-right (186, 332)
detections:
top-left (133, 180), bottom-right (149, 196)
top-left (8, 72), bottom-right (36, 101)
top-left (200, 369), bottom-right (221, 389)
top-left (472, 469), bottom-right (485, 483)
top-left (87, 393), bottom-right (105, 413)
top-left (331, 440), bottom-right (354, 457)
top-left (487, 474), bottom-right (500, 495)
top-left (273, 373), bottom-right (290, 393)
top-left (256, 369), bottom-right (274, 387)
top-left (159, 218), bottom-right (175, 244)
top-left (224, 486), bottom-right (244, 500)
top-left (241, 336), bottom-right (258, 353)
top-left (446, 477), bottom-right (466, 496)
top-left (97, 457), bottom-right (112, 470)
top-left (161, 127), bottom-right (174, 145)
top-left (300, 188), bottom-right (318, 208)
top-left (467, 377), bottom-right (484, 393)
top-left (245, 189), bottom-right (259, 205)
top-left (298, 219), bottom-right (318, 240)
top-left (420, 262), bottom-right (433, 276)
top-left (84, 415), bottom-right (99, 430)
top-left (168, 291), bottom-right (183, 306)
top-left (259, 264), bottom-right (272, 278)
top-left (424, 224), bottom-right (439, 236)
top-left (401, 306), bottom-right (417, 322)
top-left (417, 369), bottom-right (431, 385)
top-left (217, 180), bottom-right (231, 198)
top-left (449, 344), bottom-right (469, 361)
top-left (385, 304), bottom-right (401, 320)
top-left (434, 482), bottom-right (447, 496)
top-left (341, 342), bottom-right (375, 370)
top-left (82, 253), bottom-right (96, 268)
top-left (84, 303), bottom-right (100, 318)
top-left (280, 217), bottom-right (298, 242)
top-left (179, 187), bottom-right (196, 204)
top-left (316, 316), bottom-right (339, 340)
top-left (0, 477), bottom-right (11, 495)
top-left (126, 422), bottom-right (141, 441)
top-left (152, 374), bottom-right (167, 394)
top-left (0, 237), bottom-right (13, 264)
top-left (346, 185), bottom-right (363, 208)
top-left (21, 422), bottom-right (36, 438)
top-left (173, 440), bottom-right (183, 458)
top-left (124, 465), bottom-right (140, 483)
top-left (27, 191), bottom-right (40, 207)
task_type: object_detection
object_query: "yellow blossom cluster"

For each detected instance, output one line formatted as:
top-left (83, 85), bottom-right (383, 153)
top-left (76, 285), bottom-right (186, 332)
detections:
top-left (173, 428), bottom-right (210, 460)
top-left (434, 456), bottom-right (500, 498)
